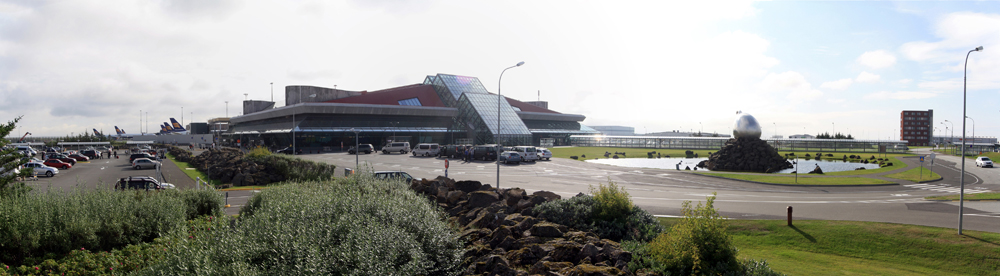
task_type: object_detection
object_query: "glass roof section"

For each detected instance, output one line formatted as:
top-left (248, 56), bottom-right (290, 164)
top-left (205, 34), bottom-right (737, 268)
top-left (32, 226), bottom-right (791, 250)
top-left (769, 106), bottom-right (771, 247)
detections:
top-left (458, 93), bottom-right (531, 136)
top-left (398, 97), bottom-right (422, 106)
top-left (428, 74), bottom-right (490, 107)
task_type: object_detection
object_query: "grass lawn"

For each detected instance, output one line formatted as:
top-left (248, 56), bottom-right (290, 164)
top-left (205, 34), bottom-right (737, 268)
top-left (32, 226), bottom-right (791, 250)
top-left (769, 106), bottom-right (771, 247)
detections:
top-left (925, 192), bottom-right (1000, 201)
top-left (884, 166), bottom-right (941, 182)
top-left (164, 152), bottom-right (223, 186)
top-left (656, 218), bottom-right (1000, 275)
top-left (696, 172), bottom-right (894, 185)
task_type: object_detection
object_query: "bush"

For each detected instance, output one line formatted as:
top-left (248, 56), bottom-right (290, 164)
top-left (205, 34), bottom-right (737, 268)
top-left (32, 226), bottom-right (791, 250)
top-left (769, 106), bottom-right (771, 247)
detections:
top-left (139, 174), bottom-right (465, 275)
top-left (647, 193), bottom-right (740, 275)
top-left (591, 180), bottom-right (632, 222)
top-left (245, 145), bottom-right (271, 159)
top-left (624, 240), bottom-right (784, 276)
top-left (0, 188), bottom-right (212, 266)
top-left (535, 181), bottom-right (663, 242)
top-left (162, 189), bottom-right (225, 220)
top-left (245, 153), bottom-right (337, 182)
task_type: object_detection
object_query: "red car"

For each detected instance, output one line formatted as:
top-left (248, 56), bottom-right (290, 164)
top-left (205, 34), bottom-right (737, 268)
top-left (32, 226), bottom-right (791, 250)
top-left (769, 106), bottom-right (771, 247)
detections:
top-left (47, 154), bottom-right (77, 165)
top-left (68, 153), bottom-right (90, 162)
top-left (44, 159), bottom-right (72, 169)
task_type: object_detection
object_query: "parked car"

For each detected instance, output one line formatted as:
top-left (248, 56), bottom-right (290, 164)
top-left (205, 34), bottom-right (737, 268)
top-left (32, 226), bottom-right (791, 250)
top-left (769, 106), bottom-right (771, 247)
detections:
top-left (22, 162), bottom-right (59, 177)
top-left (114, 176), bottom-right (175, 190)
top-left (512, 146), bottom-right (539, 162)
top-left (538, 148), bottom-right (552, 161)
top-left (976, 156), bottom-right (993, 168)
top-left (438, 144), bottom-right (471, 159)
top-left (412, 143), bottom-right (440, 157)
top-left (132, 158), bottom-right (160, 170)
top-left (44, 159), bottom-right (72, 169)
top-left (381, 142), bottom-right (411, 154)
top-left (80, 149), bottom-right (100, 159)
top-left (373, 171), bottom-right (420, 183)
top-left (499, 151), bottom-right (522, 164)
top-left (275, 147), bottom-right (294, 154)
top-left (68, 153), bottom-right (90, 162)
top-left (129, 153), bottom-right (154, 162)
top-left (348, 144), bottom-right (374, 154)
top-left (472, 144), bottom-right (498, 161)
top-left (47, 154), bottom-right (77, 165)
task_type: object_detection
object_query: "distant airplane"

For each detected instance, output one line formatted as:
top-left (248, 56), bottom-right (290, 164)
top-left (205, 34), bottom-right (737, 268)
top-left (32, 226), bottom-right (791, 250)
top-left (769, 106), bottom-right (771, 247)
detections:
top-left (93, 129), bottom-right (102, 136)
top-left (114, 126), bottom-right (134, 139)
top-left (169, 118), bottom-right (187, 133)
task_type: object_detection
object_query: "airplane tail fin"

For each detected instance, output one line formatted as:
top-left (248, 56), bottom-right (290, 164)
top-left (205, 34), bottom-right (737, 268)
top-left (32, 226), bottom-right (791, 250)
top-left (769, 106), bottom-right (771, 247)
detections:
top-left (170, 118), bottom-right (187, 131)
top-left (93, 129), bottom-right (101, 136)
top-left (115, 126), bottom-right (122, 135)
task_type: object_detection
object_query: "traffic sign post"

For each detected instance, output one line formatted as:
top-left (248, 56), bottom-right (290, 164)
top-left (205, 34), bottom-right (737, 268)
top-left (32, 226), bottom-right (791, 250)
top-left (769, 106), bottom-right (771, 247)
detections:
top-left (919, 156), bottom-right (924, 180)
top-left (445, 159), bottom-right (450, 178)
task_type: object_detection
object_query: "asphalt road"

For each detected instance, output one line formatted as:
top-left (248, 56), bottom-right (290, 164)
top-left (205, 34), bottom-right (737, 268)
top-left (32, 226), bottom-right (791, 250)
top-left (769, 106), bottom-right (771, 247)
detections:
top-left (296, 149), bottom-right (999, 233)
top-left (27, 148), bottom-right (998, 233)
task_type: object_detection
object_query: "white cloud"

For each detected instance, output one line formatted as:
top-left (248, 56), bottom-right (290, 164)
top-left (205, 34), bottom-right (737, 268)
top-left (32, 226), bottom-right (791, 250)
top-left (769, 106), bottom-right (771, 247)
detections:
top-left (820, 78), bottom-right (853, 90)
top-left (900, 12), bottom-right (1000, 63)
top-left (758, 71), bottom-right (823, 101)
top-left (863, 91), bottom-right (938, 100)
top-left (856, 50), bottom-right (897, 69)
top-left (898, 79), bottom-right (913, 84)
top-left (856, 71), bottom-right (881, 83)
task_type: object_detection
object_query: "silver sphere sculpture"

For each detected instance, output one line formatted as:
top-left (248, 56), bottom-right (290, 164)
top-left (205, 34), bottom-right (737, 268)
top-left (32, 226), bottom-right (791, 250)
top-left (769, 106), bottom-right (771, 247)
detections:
top-left (733, 111), bottom-right (762, 139)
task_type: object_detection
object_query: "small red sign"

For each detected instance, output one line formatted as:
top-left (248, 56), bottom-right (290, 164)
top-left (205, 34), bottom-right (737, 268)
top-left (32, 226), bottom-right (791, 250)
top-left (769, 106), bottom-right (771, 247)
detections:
top-left (445, 159), bottom-right (449, 169)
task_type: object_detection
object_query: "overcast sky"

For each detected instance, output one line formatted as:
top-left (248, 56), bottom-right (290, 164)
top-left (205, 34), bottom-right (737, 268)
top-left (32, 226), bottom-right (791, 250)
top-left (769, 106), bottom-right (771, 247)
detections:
top-left (2, 1), bottom-right (999, 140)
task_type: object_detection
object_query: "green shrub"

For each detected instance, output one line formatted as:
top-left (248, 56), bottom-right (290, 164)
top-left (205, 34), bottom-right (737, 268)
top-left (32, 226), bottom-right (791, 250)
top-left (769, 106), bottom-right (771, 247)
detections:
top-left (648, 193), bottom-right (739, 275)
top-left (535, 191), bottom-right (662, 242)
top-left (0, 188), bottom-right (198, 266)
top-left (161, 189), bottom-right (225, 220)
top-left (245, 145), bottom-right (271, 159)
top-left (591, 180), bottom-right (632, 222)
top-left (245, 154), bottom-right (337, 182)
top-left (624, 240), bottom-right (784, 276)
top-left (138, 174), bottom-right (465, 275)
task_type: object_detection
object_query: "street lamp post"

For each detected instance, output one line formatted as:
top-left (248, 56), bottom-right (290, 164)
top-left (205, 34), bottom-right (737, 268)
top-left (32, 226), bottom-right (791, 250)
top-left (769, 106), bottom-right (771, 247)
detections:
top-left (225, 101), bottom-right (229, 117)
top-left (350, 128), bottom-right (360, 170)
top-left (942, 120), bottom-right (954, 154)
top-left (966, 116), bottom-right (975, 147)
top-left (959, 45), bottom-right (983, 235)
top-left (388, 121), bottom-right (399, 144)
top-left (497, 61), bottom-right (525, 191)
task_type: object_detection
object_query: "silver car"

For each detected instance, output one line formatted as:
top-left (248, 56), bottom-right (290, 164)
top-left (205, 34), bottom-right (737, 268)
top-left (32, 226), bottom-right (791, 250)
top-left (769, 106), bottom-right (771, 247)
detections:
top-left (132, 158), bottom-right (160, 170)
top-left (22, 162), bottom-right (59, 177)
top-left (976, 156), bottom-right (993, 168)
top-left (499, 151), bottom-right (522, 164)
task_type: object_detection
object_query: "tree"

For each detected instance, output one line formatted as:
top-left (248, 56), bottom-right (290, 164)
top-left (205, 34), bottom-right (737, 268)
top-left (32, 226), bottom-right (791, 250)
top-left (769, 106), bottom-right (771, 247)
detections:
top-left (0, 116), bottom-right (33, 198)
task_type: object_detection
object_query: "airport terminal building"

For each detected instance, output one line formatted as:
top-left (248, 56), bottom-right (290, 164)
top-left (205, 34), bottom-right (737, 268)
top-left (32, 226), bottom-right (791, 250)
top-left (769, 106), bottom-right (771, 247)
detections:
top-left (223, 74), bottom-right (598, 151)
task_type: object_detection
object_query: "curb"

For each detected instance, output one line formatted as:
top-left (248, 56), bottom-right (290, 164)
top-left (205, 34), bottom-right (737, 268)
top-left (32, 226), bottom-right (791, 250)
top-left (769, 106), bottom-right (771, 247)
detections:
top-left (691, 172), bottom-right (900, 187)
top-left (914, 177), bottom-right (943, 183)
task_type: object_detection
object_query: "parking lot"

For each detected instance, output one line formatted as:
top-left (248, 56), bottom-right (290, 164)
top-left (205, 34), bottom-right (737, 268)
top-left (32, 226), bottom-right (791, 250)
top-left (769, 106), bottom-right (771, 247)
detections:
top-left (22, 151), bottom-right (196, 192)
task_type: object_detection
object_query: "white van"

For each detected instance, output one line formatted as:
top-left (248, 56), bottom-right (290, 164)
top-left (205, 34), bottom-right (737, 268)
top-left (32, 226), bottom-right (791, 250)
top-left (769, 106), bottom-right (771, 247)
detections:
top-left (512, 146), bottom-right (539, 162)
top-left (412, 143), bottom-right (440, 157)
top-left (16, 146), bottom-right (36, 156)
top-left (381, 142), bottom-right (411, 154)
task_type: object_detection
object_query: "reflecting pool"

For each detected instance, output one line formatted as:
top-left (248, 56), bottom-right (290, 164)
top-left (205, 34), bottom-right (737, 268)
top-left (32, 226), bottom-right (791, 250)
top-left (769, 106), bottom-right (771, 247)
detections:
top-left (586, 158), bottom-right (881, 173)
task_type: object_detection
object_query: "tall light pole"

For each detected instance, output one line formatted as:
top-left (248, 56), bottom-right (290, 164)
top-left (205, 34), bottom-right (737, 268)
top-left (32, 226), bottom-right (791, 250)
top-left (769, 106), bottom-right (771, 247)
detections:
top-left (959, 45), bottom-right (983, 235)
top-left (225, 101), bottom-right (229, 117)
top-left (145, 112), bottom-right (148, 134)
top-left (389, 121), bottom-right (399, 143)
top-left (942, 120), bottom-right (953, 152)
top-left (497, 61), bottom-right (524, 191)
top-left (966, 116), bottom-right (975, 146)
top-left (139, 110), bottom-right (142, 134)
top-left (181, 106), bottom-right (184, 127)
top-left (270, 82), bottom-right (274, 102)
top-left (832, 122), bottom-right (835, 138)
top-left (350, 128), bottom-right (360, 171)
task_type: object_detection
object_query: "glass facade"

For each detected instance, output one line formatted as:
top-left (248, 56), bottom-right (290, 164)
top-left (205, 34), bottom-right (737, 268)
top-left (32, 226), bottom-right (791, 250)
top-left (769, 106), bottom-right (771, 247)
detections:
top-left (456, 93), bottom-right (531, 145)
top-left (397, 97), bottom-right (422, 106)
top-left (570, 135), bottom-right (910, 153)
top-left (428, 74), bottom-right (490, 107)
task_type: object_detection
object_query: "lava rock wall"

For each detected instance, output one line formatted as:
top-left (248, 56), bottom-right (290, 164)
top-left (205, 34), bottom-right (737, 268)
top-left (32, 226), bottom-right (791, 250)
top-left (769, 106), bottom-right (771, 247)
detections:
top-left (699, 137), bottom-right (792, 173)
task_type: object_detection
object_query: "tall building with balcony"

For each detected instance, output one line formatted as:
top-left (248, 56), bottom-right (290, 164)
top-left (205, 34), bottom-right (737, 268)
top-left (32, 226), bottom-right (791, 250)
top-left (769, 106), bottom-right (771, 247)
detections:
top-left (900, 109), bottom-right (933, 146)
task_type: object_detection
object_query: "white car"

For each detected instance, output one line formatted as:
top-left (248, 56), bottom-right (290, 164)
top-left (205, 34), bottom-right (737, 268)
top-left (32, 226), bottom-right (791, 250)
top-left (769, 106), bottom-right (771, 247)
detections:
top-left (132, 158), bottom-right (161, 170)
top-left (23, 162), bottom-right (59, 177)
top-left (412, 143), bottom-right (440, 157)
top-left (381, 142), bottom-right (411, 154)
top-left (538, 148), bottom-right (552, 161)
top-left (976, 156), bottom-right (993, 168)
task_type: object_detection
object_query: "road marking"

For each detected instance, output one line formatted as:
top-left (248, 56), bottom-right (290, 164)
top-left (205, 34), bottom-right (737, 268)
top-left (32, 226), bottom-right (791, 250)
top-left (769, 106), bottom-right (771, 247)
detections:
top-left (891, 194), bottom-right (909, 197)
top-left (905, 184), bottom-right (991, 194)
top-left (965, 213), bottom-right (1000, 218)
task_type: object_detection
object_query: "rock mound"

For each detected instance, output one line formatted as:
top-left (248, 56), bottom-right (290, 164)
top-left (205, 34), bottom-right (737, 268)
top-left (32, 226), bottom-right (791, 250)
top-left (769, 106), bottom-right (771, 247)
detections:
top-left (698, 137), bottom-right (792, 173)
top-left (410, 177), bottom-right (631, 275)
top-left (186, 148), bottom-right (286, 186)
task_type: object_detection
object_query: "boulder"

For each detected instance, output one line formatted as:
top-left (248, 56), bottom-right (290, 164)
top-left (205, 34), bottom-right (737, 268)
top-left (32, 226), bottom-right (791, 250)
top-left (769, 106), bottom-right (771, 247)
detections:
top-left (468, 191), bottom-right (501, 209)
top-left (700, 137), bottom-right (793, 173)
top-left (528, 222), bottom-right (565, 238)
top-left (456, 180), bottom-right (483, 193)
